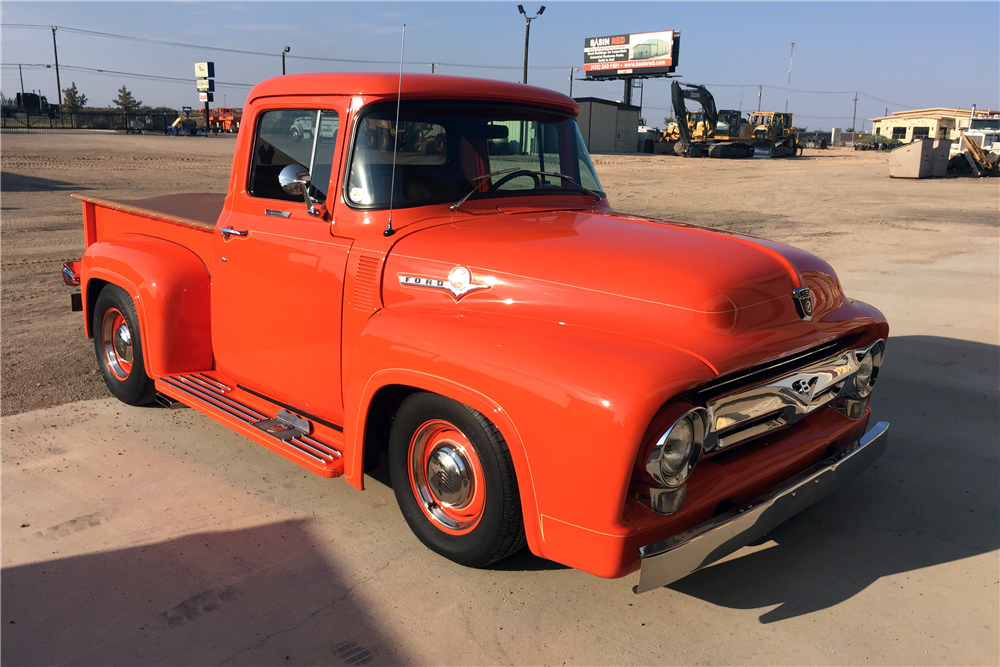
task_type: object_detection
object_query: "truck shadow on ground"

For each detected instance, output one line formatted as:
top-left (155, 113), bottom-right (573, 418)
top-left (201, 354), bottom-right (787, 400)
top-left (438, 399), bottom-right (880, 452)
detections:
top-left (0, 520), bottom-right (406, 666)
top-left (1, 172), bottom-right (88, 192)
top-left (668, 334), bottom-right (999, 623)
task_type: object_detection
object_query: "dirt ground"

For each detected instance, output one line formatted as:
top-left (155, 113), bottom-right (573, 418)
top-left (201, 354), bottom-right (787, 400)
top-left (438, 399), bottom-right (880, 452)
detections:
top-left (1, 133), bottom-right (998, 665)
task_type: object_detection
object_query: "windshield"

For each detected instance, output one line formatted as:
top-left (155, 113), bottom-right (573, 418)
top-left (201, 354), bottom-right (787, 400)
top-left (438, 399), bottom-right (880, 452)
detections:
top-left (970, 118), bottom-right (1000, 131)
top-left (346, 102), bottom-right (603, 209)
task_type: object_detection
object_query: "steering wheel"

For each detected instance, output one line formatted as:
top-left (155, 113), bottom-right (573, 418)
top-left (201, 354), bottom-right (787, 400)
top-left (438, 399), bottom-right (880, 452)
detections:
top-left (487, 170), bottom-right (541, 192)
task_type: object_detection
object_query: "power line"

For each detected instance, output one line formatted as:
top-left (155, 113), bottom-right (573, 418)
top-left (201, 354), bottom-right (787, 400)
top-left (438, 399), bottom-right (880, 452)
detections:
top-left (3, 23), bottom-right (570, 71)
top-left (2, 24), bottom-right (929, 106)
top-left (2, 63), bottom-right (256, 87)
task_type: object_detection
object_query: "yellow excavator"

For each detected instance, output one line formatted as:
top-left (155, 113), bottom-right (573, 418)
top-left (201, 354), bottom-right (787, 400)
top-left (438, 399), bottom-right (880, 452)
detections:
top-left (663, 81), bottom-right (798, 158)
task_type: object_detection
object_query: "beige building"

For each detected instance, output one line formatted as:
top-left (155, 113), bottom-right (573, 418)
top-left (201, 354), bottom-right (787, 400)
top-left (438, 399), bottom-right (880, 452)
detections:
top-left (869, 108), bottom-right (977, 143)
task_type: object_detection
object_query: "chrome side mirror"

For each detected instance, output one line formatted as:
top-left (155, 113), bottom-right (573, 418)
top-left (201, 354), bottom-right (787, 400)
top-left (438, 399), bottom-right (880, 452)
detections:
top-left (278, 163), bottom-right (321, 217)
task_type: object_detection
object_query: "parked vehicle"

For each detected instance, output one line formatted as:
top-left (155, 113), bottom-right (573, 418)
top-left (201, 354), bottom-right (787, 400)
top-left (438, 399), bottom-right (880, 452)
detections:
top-left (62, 73), bottom-right (889, 592)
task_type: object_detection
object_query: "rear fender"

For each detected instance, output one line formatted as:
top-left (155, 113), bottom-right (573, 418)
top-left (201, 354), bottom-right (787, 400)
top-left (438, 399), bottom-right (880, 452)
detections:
top-left (83, 235), bottom-right (212, 377)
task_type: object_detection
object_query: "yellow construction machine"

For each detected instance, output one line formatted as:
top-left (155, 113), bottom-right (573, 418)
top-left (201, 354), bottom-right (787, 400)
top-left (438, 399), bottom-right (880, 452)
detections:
top-left (662, 81), bottom-right (798, 158)
top-left (741, 111), bottom-right (798, 157)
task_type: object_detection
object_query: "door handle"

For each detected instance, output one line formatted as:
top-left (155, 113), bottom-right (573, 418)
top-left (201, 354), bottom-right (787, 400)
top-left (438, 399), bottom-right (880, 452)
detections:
top-left (219, 227), bottom-right (249, 240)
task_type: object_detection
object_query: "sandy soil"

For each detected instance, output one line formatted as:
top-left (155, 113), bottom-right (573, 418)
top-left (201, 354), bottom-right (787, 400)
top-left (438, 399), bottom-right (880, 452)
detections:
top-left (1, 136), bottom-right (996, 416)
top-left (1, 133), bottom-right (997, 665)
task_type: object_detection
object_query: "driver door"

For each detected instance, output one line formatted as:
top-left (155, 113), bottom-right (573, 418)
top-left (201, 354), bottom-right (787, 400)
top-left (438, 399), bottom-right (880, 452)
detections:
top-left (212, 104), bottom-right (352, 425)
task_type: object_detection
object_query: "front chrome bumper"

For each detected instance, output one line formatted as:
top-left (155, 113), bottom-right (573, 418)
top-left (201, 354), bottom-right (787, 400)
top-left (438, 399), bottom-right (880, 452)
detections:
top-left (635, 421), bottom-right (889, 593)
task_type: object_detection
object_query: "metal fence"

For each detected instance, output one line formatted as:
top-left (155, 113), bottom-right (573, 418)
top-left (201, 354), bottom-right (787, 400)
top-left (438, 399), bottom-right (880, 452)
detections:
top-left (1, 110), bottom-right (177, 134)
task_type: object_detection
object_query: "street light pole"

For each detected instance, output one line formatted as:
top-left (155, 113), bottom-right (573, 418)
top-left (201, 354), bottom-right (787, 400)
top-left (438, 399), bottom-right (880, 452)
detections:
top-left (517, 5), bottom-right (545, 85)
top-left (282, 46), bottom-right (290, 75)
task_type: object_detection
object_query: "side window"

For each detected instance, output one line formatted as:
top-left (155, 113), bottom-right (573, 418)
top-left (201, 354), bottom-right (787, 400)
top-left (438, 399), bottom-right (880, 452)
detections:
top-left (249, 109), bottom-right (339, 203)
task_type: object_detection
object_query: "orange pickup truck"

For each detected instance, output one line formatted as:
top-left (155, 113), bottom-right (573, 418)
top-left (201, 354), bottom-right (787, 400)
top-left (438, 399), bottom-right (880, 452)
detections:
top-left (63, 73), bottom-right (889, 593)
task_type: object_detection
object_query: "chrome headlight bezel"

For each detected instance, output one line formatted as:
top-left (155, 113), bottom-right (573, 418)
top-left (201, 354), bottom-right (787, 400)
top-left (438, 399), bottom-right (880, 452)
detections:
top-left (644, 407), bottom-right (708, 488)
top-left (852, 339), bottom-right (885, 398)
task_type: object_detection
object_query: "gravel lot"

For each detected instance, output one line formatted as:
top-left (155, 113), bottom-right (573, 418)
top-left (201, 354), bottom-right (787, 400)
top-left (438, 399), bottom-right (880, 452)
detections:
top-left (2, 133), bottom-right (997, 665)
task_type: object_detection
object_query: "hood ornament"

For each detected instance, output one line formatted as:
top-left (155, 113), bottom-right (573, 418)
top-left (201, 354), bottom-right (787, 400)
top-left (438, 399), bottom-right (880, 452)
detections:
top-left (792, 286), bottom-right (814, 321)
top-left (399, 265), bottom-right (492, 300)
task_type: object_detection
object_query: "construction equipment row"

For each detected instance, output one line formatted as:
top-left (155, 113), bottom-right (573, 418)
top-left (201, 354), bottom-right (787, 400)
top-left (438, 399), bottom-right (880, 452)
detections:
top-left (660, 81), bottom-right (798, 159)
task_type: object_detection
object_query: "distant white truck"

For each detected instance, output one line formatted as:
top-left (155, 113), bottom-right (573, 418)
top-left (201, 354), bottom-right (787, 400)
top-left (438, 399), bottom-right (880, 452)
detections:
top-left (951, 112), bottom-right (1000, 156)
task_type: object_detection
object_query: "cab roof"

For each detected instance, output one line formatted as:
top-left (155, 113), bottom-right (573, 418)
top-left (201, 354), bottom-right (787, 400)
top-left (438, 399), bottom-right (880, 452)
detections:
top-left (248, 73), bottom-right (580, 116)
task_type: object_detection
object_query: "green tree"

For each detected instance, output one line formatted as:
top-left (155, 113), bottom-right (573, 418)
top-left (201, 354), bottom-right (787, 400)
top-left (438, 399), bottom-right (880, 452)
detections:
top-left (112, 85), bottom-right (142, 113)
top-left (62, 82), bottom-right (88, 112)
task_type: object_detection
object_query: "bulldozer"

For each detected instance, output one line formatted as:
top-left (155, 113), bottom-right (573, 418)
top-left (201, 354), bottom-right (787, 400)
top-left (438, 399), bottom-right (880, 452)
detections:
top-left (662, 81), bottom-right (797, 159)
top-left (741, 111), bottom-right (798, 157)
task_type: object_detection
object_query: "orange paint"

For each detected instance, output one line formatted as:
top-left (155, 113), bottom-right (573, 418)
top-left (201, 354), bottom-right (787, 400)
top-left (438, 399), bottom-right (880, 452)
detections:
top-left (67, 73), bottom-right (888, 580)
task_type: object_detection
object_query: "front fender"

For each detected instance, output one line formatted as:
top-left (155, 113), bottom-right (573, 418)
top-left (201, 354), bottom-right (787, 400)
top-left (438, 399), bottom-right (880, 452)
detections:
top-left (343, 308), bottom-right (715, 562)
top-left (83, 234), bottom-right (212, 377)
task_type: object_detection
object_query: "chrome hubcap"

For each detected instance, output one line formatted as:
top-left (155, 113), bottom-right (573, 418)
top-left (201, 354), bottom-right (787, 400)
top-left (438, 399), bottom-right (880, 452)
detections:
top-left (408, 419), bottom-right (486, 534)
top-left (114, 324), bottom-right (131, 360)
top-left (426, 446), bottom-right (471, 507)
top-left (101, 309), bottom-right (133, 380)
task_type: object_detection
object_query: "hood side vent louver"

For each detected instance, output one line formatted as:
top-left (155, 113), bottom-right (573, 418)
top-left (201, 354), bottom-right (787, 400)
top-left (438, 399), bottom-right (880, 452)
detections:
top-left (354, 254), bottom-right (382, 313)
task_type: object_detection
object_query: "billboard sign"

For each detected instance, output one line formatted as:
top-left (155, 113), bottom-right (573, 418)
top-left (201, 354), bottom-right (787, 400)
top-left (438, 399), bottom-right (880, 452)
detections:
top-left (198, 92), bottom-right (214, 102)
top-left (583, 30), bottom-right (679, 79)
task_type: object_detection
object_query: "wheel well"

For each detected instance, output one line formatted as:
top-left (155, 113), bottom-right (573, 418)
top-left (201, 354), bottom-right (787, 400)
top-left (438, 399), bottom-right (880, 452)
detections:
top-left (86, 278), bottom-right (109, 337)
top-left (363, 384), bottom-right (421, 472)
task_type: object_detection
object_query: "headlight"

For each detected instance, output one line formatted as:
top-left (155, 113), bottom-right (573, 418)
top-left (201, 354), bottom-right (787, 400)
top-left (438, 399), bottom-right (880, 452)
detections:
top-left (645, 408), bottom-right (706, 488)
top-left (854, 353), bottom-right (874, 392)
top-left (659, 418), bottom-right (694, 476)
top-left (853, 340), bottom-right (885, 398)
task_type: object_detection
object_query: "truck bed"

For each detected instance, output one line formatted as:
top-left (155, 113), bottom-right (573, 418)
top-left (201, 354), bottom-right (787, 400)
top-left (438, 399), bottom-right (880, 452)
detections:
top-left (71, 192), bottom-right (224, 230)
top-left (72, 192), bottom-right (223, 266)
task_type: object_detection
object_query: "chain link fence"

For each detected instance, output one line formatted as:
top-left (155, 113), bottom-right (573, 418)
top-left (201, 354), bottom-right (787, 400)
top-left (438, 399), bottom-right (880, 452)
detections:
top-left (1, 110), bottom-right (177, 134)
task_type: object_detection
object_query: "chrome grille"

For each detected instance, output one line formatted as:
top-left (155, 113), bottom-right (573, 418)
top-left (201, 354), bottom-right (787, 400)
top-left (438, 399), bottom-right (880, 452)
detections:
top-left (705, 340), bottom-right (884, 451)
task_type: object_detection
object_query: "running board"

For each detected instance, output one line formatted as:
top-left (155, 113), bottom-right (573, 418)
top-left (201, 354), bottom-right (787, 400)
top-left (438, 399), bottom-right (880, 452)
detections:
top-left (154, 373), bottom-right (345, 478)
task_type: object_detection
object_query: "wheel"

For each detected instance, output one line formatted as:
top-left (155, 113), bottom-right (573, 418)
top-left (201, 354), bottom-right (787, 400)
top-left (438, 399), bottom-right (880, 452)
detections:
top-left (486, 170), bottom-right (541, 191)
top-left (92, 284), bottom-right (156, 406)
top-left (388, 393), bottom-right (526, 567)
top-left (290, 126), bottom-right (302, 142)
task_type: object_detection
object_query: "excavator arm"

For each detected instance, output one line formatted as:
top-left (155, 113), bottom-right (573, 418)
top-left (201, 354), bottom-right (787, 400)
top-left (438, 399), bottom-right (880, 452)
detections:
top-left (670, 81), bottom-right (718, 157)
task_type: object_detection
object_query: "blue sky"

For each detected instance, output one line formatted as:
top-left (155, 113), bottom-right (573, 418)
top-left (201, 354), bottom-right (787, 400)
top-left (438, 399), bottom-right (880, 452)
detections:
top-left (2, 2), bottom-right (998, 131)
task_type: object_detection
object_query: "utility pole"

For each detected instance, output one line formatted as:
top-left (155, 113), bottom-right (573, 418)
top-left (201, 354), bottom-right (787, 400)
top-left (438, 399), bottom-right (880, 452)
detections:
top-left (429, 63), bottom-right (439, 74)
top-left (19, 64), bottom-right (25, 95)
top-left (851, 91), bottom-right (858, 134)
top-left (757, 85), bottom-right (762, 112)
top-left (517, 5), bottom-right (545, 84)
top-left (282, 46), bottom-right (290, 75)
top-left (51, 27), bottom-right (62, 107)
top-left (785, 42), bottom-right (794, 113)
top-left (567, 67), bottom-right (579, 97)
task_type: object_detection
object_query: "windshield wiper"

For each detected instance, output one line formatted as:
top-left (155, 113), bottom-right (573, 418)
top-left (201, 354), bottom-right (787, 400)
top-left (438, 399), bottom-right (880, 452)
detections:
top-left (450, 168), bottom-right (520, 211)
top-left (529, 171), bottom-right (603, 202)
top-left (451, 169), bottom-right (604, 212)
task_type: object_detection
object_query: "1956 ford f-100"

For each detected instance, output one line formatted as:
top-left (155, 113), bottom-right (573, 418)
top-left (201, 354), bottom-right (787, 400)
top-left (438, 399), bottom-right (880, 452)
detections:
top-left (62, 73), bottom-right (888, 593)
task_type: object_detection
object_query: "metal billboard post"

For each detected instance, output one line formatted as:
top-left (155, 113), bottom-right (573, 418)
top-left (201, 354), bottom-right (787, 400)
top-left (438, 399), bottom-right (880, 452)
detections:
top-left (195, 62), bottom-right (215, 136)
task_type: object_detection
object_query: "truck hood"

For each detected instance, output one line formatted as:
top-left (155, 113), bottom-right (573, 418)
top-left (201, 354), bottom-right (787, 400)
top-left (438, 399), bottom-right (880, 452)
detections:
top-left (383, 209), bottom-right (859, 376)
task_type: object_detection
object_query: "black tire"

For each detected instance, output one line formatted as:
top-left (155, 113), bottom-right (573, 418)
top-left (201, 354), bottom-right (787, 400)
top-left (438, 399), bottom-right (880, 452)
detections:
top-left (290, 126), bottom-right (301, 142)
top-left (92, 284), bottom-right (156, 406)
top-left (388, 393), bottom-right (526, 567)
